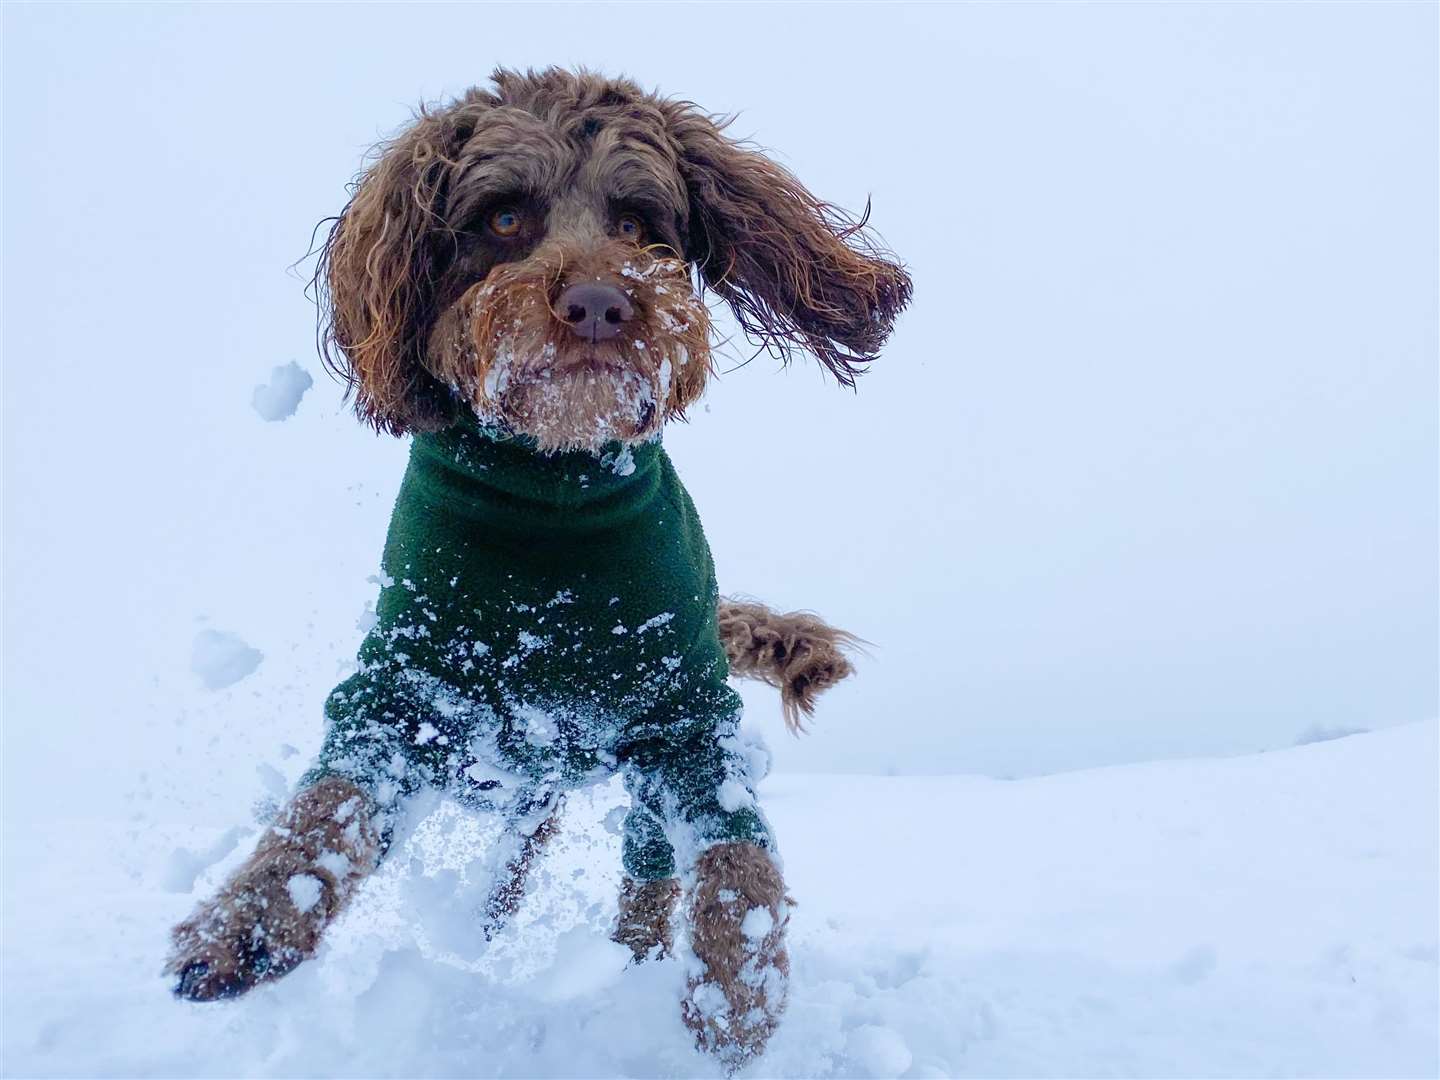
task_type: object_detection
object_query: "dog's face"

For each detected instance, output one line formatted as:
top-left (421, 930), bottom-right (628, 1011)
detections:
top-left (316, 68), bottom-right (911, 453)
top-left (418, 99), bottom-right (713, 452)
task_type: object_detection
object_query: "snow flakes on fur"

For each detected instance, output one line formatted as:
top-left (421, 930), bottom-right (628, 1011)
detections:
top-left (165, 777), bottom-right (379, 1001)
top-left (682, 841), bottom-right (792, 1071)
top-left (611, 875), bottom-right (682, 962)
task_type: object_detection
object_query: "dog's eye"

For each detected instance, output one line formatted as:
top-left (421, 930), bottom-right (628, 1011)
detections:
top-left (489, 207), bottom-right (523, 238)
top-left (617, 215), bottom-right (645, 243)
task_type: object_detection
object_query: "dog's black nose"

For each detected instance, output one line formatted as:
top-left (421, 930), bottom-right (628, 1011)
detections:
top-left (557, 282), bottom-right (634, 343)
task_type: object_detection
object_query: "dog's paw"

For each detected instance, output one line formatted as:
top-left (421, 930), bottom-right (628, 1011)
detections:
top-left (166, 892), bottom-right (309, 1002)
top-left (171, 952), bottom-right (268, 1002)
top-left (166, 861), bottom-right (329, 1001)
top-left (683, 843), bottom-right (791, 1070)
top-left (167, 916), bottom-right (281, 1002)
top-left (611, 876), bottom-right (680, 963)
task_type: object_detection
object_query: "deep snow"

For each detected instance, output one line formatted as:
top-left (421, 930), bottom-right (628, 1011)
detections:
top-left (3, 721), bottom-right (1435, 1078)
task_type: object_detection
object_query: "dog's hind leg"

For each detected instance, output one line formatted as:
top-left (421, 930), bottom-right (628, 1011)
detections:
top-left (167, 776), bottom-right (382, 1001)
top-left (717, 598), bottom-right (859, 734)
top-left (481, 796), bottom-right (564, 939)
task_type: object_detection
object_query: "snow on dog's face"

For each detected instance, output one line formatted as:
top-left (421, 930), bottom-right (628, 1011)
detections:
top-left (314, 67), bottom-right (912, 451)
top-left (425, 240), bottom-right (711, 453)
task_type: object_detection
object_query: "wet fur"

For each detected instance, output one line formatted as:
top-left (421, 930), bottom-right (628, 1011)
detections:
top-left (683, 841), bottom-right (792, 1071)
top-left (612, 876), bottom-right (682, 962)
top-left (718, 599), bottom-right (860, 734)
top-left (427, 244), bottom-right (712, 452)
top-left (167, 777), bottom-right (379, 1000)
top-left (311, 66), bottom-right (910, 444)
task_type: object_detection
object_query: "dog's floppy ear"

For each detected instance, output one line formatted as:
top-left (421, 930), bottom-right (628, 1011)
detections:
top-left (313, 105), bottom-right (476, 436)
top-left (666, 107), bottom-right (912, 386)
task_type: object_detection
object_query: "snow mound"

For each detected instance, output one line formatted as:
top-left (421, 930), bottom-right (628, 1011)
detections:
top-left (1295, 722), bottom-right (1370, 745)
top-left (846, 1024), bottom-right (913, 1078)
top-left (2, 722), bottom-right (1435, 1078)
top-left (189, 629), bottom-right (263, 689)
top-left (250, 361), bottom-right (313, 421)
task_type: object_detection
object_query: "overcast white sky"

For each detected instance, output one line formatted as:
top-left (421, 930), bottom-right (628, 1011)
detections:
top-left (3, 3), bottom-right (1436, 812)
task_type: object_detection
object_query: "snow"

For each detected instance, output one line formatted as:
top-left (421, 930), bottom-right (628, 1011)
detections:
top-left (250, 361), bottom-right (314, 421)
top-left (846, 1025), bottom-right (913, 1079)
top-left (605, 445), bottom-right (636, 477)
top-left (1295, 723), bottom-right (1371, 746)
top-left (286, 873), bottom-right (324, 914)
top-left (636, 612), bottom-right (675, 634)
top-left (188, 628), bottom-right (263, 689)
top-left (160, 825), bottom-right (249, 894)
top-left (716, 778), bottom-right (757, 813)
top-left (315, 851), bottom-right (352, 879)
top-left (740, 906), bottom-right (774, 941)
top-left (3, 722), bottom-right (1435, 1077)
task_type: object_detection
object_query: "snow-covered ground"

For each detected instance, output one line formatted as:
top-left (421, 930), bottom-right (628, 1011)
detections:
top-left (4, 721), bottom-right (1435, 1078)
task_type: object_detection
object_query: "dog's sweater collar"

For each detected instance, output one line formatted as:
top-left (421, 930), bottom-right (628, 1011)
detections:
top-left (409, 415), bottom-right (665, 538)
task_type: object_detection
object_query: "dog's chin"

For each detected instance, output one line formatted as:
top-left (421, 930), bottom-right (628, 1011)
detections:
top-left (479, 363), bottom-right (661, 455)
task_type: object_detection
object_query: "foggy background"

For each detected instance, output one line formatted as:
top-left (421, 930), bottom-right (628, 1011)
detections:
top-left (4, 2), bottom-right (1436, 824)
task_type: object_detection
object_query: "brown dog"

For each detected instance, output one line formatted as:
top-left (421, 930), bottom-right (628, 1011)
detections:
top-left (167, 67), bottom-right (908, 1070)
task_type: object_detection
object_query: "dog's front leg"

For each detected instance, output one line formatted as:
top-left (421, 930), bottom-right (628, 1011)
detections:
top-left (167, 776), bottom-right (382, 1001)
top-left (621, 732), bottom-right (791, 1068)
top-left (684, 841), bottom-right (792, 1070)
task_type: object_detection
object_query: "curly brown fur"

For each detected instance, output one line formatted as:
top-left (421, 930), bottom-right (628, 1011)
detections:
top-left (718, 598), bottom-right (859, 734)
top-left (662, 106), bottom-right (912, 387)
top-left (683, 842), bottom-right (792, 1071)
top-left (311, 67), bottom-right (910, 442)
top-left (481, 802), bottom-right (564, 939)
top-left (166, 777), bottom-right (380, 1001)
top-left (312, 104), bottom-right (467, 436)
top-left (611, 876), bottom-right (681, 962)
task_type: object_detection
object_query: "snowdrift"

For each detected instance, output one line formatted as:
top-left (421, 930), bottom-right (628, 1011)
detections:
top-left (3, 721), bottom-right (1435, 1078)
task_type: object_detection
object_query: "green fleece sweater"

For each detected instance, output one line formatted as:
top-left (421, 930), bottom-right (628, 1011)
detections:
top-left (306, 416), bottom-right (771, 880)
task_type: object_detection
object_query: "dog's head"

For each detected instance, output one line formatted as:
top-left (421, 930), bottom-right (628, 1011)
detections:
top-left (315, 67), bottom-right (911, 453)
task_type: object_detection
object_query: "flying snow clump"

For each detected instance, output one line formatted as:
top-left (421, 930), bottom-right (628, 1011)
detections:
top-left (190, 629), bottom-right (263, 689)
top-left (251, 361), bottom-right (313, 421)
